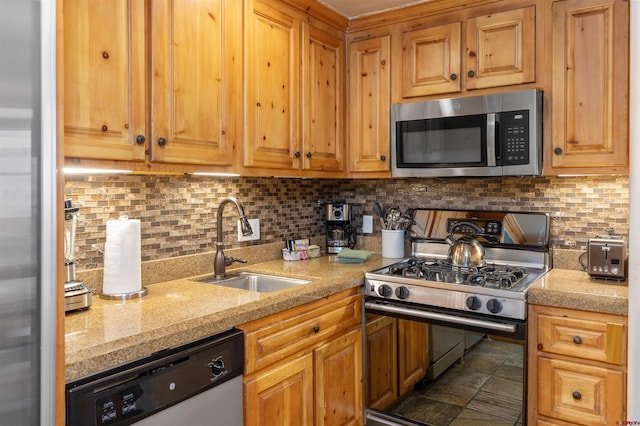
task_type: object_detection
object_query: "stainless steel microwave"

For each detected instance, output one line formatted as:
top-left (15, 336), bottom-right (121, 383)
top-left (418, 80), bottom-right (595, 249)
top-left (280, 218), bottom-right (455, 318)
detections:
top-left (390, 89), bottom-right (543, 177)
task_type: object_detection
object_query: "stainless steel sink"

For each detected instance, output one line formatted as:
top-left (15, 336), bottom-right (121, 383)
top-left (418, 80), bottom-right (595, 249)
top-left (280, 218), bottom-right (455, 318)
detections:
top-left (198, 272), bottom-right (312, 292)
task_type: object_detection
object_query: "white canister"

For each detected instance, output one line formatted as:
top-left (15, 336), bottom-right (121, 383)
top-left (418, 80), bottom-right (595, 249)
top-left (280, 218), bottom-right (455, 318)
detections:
top-left (382, 229), bottom-right (405, 258)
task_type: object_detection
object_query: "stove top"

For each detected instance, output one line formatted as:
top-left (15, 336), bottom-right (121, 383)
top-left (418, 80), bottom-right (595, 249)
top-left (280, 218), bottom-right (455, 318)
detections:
top-left (365, 209), bottom-right (551, 320)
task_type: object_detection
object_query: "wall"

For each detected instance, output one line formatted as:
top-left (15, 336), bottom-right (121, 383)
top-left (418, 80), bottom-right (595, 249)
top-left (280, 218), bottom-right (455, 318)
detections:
top-left (65, 175), bottom-right (629, 270)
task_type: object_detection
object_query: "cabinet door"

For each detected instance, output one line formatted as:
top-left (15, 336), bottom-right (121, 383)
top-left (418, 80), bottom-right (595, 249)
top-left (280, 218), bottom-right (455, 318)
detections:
top-left (315, 328), bottom-right (363, 426)
top-left (63, 0), bottom-right (146, 161)
top-left (402, 22), bottom-right (461, 97)
top-left (348, 36), bottom-right (390, 174)
top-left (466, 6), bottom-right (536, 90)
top-left (397, 319), bottom-right (428, 396)
top-left (550, 0), bottom-right (629, 172)
top-left (538, 357), bottom-right (624, 425)
top-left (244, 353), bottom-right (314, 426)
top-left (149, 0), bottom-right (237, 166)
top-left (245, 0), bottom-right (300, 170)
top-left (302, 25), bottom-right (345, 172)
top-left (365, 314), bottom-right (397, 411)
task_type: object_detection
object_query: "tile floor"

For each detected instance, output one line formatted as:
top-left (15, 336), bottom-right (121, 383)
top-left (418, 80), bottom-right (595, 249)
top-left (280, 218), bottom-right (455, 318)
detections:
top-left (390, 337), bottom-right (524, 426)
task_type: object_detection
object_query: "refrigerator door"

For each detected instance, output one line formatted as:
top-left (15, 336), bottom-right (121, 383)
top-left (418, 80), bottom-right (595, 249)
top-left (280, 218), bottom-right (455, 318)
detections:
top-left (0, 0), bottom-right (57, 423)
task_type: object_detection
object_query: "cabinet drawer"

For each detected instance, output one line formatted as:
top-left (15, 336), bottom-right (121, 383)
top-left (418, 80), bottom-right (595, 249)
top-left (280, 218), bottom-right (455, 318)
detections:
top-left (537, 313), bottom-right (625, 365)
top-left (241, 288), bottom-right (362, 373)
top-left (538, 357), bottom-right (624, 425)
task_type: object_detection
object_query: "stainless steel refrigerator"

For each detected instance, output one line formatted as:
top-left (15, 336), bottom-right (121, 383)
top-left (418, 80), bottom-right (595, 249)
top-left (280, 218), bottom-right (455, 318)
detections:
top-left (0, 0), bottom-right (58, 424)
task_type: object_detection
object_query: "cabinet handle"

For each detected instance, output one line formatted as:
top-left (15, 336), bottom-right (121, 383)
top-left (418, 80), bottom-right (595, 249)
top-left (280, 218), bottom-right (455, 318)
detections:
top-left (312, 326), bottom-right (320, 333)
top-left (572, 391), bottom-right (582, 400)
top-left (380, 155), bottom-right (386, 161)
top-left (294, 151), bottom-right (301, 158)
top-left (554, 147), bottom-right (563, 155)
top-left (573, 336), bottom-right (582, 344)
top-left (468, 70), bottom-right (475, 78)
top-left (450, 73), bottom-right (457, 81)
top-left (306, 152), bottom-right (312, 158)
top-left (157, 137), bottom-right (167, 146)
top-left (135, 135), bottom-right (145, 145)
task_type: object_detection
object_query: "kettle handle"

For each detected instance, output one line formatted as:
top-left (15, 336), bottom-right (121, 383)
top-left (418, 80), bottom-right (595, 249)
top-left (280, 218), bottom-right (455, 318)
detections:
top-left (446, 221), bottom-right (484, 244)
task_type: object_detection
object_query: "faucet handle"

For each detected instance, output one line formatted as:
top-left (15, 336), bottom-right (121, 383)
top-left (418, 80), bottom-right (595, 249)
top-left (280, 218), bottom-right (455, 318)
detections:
top-left (225, 256), bottom-right (247, 266)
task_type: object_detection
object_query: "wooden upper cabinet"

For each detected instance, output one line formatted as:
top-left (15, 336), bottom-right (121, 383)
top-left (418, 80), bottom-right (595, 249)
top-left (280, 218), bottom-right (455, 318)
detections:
top-left (149, 0), bottom-right (238, 166)
top-left (348, 35), bottom-right (391, 174)
top-left (549, 0), bottom-right (629, 173)
top-left (302, 24), bottom-right (345, 172)
top-left (466, 6), bottom-right (536, 90)
top-left (402, 22), bottom-right (461, 98)
top-left (397, 5), bottom-right (536, 99)
top-left (63, 0), bottom-right (146, 161)
top-left (244, 1), bottom-right (300, 170)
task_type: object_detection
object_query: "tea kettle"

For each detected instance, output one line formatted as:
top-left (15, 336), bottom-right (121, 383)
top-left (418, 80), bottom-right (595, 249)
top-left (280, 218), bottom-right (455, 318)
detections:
top-left (446, 222), bottom-right (486, 267)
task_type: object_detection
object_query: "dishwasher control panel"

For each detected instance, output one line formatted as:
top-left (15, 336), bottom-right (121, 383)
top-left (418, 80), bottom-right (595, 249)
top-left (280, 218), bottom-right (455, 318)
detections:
top-left (66, 329), bottom-right (244, 426)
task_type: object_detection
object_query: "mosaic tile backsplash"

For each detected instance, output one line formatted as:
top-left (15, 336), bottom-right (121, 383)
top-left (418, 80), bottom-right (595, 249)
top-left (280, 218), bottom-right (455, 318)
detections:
top-left (65, 175), bottom-right (629, 270)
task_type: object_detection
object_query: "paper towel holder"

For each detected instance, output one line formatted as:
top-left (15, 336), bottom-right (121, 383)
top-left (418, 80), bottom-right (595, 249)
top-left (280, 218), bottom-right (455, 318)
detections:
top-left (100, 287), bottom-right (148, 301)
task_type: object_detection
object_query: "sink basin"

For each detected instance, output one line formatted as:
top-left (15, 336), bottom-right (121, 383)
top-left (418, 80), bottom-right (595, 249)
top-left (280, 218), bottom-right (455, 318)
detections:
top-left (198, 272), bottom-right (312, 293)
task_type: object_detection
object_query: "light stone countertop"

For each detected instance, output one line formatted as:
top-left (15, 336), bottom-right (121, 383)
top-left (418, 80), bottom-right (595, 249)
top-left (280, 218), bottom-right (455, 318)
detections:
top-left (65, 254), bottom-right (392, 382)
top-left (66, 254), bottom-right (629, 383)
top-left (528, 268), bottom-right (628, 315)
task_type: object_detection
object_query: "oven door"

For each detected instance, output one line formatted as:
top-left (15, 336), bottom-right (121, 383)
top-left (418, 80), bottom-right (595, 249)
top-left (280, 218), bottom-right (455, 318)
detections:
top-left (364, 299), bottom-right (527, 426)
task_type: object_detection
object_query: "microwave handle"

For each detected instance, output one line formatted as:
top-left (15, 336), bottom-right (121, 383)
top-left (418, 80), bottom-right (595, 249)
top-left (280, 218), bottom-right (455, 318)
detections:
top-left (487, 113), bottom-right (498, 167)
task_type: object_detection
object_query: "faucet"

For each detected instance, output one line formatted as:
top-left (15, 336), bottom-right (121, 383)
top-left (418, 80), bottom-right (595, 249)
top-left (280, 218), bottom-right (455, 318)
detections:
top-left (214, 197), bottom-right (253, 279)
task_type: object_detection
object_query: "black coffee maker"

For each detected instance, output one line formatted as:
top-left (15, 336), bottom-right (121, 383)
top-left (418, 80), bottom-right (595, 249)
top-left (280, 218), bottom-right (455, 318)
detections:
top-left (325, 202), bottom-right (356, 254)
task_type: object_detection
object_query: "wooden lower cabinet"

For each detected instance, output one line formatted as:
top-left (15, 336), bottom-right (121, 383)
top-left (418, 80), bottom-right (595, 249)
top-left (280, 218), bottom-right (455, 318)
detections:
top-left (241, 288), bottom-right (363, 426)
top-left (528, 304), bottom-right (627, 425)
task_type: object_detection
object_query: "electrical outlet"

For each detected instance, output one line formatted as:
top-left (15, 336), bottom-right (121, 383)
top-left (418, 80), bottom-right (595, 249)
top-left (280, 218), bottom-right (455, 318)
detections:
top-left (362, 215), bottom-right (373, 234)
top-left (238, 219), bottom-right (260, 242)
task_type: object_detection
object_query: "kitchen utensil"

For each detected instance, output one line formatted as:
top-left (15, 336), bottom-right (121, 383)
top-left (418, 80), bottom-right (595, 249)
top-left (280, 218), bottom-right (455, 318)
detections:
top-left (445, 221), bottom-right (486, 267)
top-left (373, 202), bottom-right (386, 229)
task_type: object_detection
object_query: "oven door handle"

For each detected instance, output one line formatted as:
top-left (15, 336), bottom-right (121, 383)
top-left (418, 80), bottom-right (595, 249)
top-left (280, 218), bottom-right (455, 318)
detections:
top-left (364, 301), bottom-right (517, 333)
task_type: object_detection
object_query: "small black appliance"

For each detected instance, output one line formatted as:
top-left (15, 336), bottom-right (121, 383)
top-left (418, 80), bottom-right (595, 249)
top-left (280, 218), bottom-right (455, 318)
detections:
top-left (325, 202), bottom-right (356, 254)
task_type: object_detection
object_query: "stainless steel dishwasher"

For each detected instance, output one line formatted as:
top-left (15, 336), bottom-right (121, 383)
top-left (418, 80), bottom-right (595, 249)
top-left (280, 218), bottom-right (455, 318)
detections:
top-left (66, 328), bottom-right (244, 426)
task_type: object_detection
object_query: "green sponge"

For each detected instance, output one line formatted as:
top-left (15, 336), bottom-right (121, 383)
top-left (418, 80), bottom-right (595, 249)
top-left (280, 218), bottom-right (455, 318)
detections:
top-left (336, 248), bottom-right (371, 263)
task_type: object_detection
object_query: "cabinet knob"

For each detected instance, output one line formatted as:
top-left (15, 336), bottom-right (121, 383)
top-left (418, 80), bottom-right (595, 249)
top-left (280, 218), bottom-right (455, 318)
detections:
top-left (468, 70), bottom-right (475, 78)
top-left (157, 137), bottom-right (167, 146)
top-left (135, 135), bottom-right (145, 145)
top-left (450, 73), bottom-right (457, 81)
top-left (306, 152), bottom-right (312, 158)
top-left (554, 147), bottom-right (563, 155)
top-left (573, 336), bottom-right (582, 344)
top-left (572, 391), bottom-right (582, 400)
top-left (380, 155), bottom-right (386, 161)
top-left (294, 151), bottom-right (301, 158)
top-left (312, 326), bottom-right (320, 334)
top-left (102, 51), bottom-right (109, 59)
top-left (101, 125), bottom-right (108, 132)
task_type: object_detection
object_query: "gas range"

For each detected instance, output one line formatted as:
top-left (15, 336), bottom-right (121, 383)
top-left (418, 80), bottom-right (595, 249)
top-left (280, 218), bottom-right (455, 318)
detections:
top-left (365, 209), bottom-right (551, 321)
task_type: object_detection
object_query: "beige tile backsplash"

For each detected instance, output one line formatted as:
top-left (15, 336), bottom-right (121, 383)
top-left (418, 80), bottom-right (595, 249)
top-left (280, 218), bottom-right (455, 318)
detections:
top-left (65, 175), bottom-right (629, 273)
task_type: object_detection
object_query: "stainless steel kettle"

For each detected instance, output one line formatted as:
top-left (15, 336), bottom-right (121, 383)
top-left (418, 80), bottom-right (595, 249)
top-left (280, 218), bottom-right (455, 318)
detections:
top-left (445, 222), bottom-right (486, 267)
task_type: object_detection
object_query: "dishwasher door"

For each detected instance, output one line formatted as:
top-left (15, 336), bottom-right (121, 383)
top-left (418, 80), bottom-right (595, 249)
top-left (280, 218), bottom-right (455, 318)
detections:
top-left (66, 329), bottom-right (243, 426)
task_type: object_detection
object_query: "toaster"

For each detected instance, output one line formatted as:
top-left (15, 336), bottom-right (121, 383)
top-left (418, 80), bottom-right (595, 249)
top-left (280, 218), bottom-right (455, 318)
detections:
top-left (587, 235), bottom-right (626, 280)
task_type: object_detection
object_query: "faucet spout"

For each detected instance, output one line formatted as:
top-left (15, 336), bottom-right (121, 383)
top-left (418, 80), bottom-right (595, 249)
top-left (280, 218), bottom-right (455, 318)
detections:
top-left (214, 197), bottom-right (253, 279)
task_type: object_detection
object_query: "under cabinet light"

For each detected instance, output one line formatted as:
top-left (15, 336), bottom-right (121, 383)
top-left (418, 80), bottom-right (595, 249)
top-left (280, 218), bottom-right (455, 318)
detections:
top-left (63, 167), bottom-right (132, 175)
top-left (191, 172), bottom-right (241, 177)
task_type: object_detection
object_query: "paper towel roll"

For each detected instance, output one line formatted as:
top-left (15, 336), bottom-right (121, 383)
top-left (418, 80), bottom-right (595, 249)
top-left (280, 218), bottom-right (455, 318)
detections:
top-left (103, 216), bottom-right (142, 295)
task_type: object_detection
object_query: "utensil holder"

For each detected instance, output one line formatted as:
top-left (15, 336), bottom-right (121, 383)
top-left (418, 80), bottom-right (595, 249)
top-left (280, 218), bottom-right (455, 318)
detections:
top-left (382, 229), bottom-right (405, 258)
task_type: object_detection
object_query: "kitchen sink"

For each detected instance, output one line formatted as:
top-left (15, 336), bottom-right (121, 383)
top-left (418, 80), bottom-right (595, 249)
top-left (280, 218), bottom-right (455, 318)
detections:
top-left (197, 272), bottom-right (312, 293)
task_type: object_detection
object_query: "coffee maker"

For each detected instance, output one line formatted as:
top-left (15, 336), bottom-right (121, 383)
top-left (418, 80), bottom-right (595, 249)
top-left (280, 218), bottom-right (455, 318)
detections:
top-left (325, 202), bottom-right (356, 254)
top-left (64, 199), bottom-right (92, 312)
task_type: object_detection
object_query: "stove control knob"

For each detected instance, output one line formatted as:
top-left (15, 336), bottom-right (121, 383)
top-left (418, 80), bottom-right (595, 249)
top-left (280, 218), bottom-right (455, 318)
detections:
top-left (377, 284), bottom-right (393, 297)
top-left (487, 299), bottom-right (502, 314)
top-left (466, 296), bottom-right (482, 310)
top-left (395, 286), bottom-right (410, 299)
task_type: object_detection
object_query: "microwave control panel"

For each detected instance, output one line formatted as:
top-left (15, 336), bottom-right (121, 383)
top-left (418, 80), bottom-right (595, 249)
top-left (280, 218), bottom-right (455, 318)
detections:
top-left (501, 110), bottom-right (530, 165)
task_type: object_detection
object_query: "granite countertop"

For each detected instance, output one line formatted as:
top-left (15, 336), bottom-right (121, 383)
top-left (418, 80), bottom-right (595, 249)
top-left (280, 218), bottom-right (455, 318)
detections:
top-left (66, 254), bottom-right (630, 383)
top-left (65, 254), bottom-right (391, 382)
top-left (528, 268), bottom-right (628, 315)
